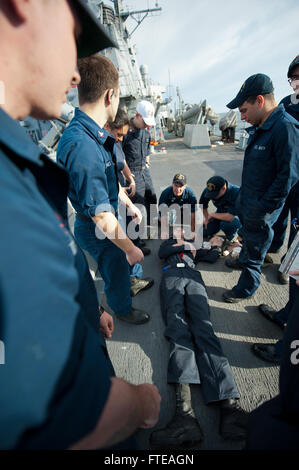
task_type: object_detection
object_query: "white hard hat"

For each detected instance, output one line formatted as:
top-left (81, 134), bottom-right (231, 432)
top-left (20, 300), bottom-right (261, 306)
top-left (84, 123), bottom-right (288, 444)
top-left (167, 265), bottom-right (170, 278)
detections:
top-left (136, 100), bottom-right (156, 127)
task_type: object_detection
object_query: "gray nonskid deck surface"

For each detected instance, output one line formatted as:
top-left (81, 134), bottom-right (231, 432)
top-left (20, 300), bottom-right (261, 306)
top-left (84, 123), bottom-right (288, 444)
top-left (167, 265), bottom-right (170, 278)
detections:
top-left (92, 135), bottom-right (288, 450)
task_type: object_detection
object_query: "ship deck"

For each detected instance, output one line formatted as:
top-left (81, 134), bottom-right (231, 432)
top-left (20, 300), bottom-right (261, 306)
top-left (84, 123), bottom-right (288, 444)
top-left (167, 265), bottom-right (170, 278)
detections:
top-left (72, 133), bottom-right (288, 451)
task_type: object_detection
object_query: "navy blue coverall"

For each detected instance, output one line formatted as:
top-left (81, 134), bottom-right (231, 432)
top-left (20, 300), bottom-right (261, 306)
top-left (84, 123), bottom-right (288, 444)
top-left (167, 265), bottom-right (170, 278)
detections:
top-left (0, 108), bottom-right (116, 449)
top-left (159, 240), bottom-right (239, 404)
top-left (269, 96), bottom-right (299, 253)
top-left (199, 182), bottom-right (241, 241)
top-left (114, 141), bottom-right (143, 279)
top-left (57, 108), bottom-right (132, 317)
top-left (122, 124), bottom-right (157, 227)
top-left (233, 104), bottom-right (299, 298)
top-left (247, 292), bottom-right (299, 449)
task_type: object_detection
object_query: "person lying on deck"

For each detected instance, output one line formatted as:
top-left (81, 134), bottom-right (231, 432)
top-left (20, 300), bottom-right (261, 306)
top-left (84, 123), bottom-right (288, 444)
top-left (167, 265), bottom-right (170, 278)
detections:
top-left (149, 227), bottom-right (248, 449)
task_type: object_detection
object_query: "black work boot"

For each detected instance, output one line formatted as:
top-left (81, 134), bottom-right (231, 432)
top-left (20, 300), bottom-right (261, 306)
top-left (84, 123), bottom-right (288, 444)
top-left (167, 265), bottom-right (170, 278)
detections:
top-left (149, 384), bottom-right (203, 449)
top-left (130, 277), bottom-right (154, 297)
top-left (225, 257), bottom-right (243, 269)
top-left (116, 307), bottom-right (150, 325)
top-left (219, 398), bottom-right (248, 441)
top-left (222, 289), bottom-right (252, 303)
top-left (277, 270), bottom-right (289, 284)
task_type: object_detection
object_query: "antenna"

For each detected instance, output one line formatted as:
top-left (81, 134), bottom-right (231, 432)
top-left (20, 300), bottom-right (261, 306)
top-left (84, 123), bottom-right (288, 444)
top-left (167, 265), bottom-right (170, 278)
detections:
top-left (119, 2), bottom-right (162, 37)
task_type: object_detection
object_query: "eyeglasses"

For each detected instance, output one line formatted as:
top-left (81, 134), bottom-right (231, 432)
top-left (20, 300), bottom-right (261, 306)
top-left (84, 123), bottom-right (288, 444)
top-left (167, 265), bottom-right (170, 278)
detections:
top-left (288, 75), bottom-right (299, 84)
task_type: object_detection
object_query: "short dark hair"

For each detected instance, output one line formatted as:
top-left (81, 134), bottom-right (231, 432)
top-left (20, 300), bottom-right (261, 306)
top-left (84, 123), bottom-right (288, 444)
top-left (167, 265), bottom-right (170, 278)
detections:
top-left (77, 54), bottom-right (119, 105)
top-left (245, 92), bottom-right (275, 104)
top-left (108, 108), bottom-right (130, 130)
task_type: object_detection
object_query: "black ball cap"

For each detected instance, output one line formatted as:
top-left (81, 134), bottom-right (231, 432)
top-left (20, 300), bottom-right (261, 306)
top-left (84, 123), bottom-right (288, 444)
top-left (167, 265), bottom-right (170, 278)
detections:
top-left (288, 55), bottom-right (299, 78)
top-left (72, 0), bottom-right (118, 58)
top-left (205, 176), bottom-right (226, 199)
top-left (226, 73), bottom-right (274, 109)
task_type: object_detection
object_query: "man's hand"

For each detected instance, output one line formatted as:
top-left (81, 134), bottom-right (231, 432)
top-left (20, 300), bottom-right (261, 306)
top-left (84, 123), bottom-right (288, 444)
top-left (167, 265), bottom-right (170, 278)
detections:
top-left (126, 245), bottom-right (144, 265)
top-left (99, 309), bottom-right (114, 339)
top-left (124, 182), bottom-right (136, 198)
top-left (127, 204), bottom-right (142, 225)
top-left (136, 383), bottom-right (161, 429)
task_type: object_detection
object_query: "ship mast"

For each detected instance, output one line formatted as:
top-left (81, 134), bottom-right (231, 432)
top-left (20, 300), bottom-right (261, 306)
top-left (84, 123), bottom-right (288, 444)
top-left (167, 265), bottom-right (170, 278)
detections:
top-left (114, 0), bottom-right (162, 37)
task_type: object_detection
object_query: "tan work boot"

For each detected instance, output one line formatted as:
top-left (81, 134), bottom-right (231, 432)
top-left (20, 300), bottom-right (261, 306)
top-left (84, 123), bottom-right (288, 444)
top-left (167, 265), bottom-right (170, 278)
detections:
top-left (130, 276), bottom-right (154, 297)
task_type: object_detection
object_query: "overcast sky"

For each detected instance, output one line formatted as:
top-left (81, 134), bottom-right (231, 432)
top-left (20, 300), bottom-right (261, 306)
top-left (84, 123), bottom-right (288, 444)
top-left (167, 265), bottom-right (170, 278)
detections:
top-left (122, 0), bottom-right (299, 112)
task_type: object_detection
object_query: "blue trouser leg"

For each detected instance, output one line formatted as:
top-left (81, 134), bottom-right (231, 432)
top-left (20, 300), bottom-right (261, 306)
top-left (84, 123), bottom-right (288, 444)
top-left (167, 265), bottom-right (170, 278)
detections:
top-left (203, 219), bottom-right (220, 238)
top-left (219, 216), bottom-right (241, 240)
top-left (248, 293), bottom-right (299, 450)
top-left (274, 340), bottom-right (283, 357)
top-left (74, 218), bottom-right (132, 317)
top-left (160, 267), bottom-right (239, 403)
top-left (184, 269), bottom-right (239, 403)
top-left (274, 197), bottom-right (299, 324)
top-left (97, 243), bottom-right (132, 316)
top-left (144, 168), bottom-right (157, 225)
top-left (233, 209), bottom-right (282, 297)
top-left (280, 291), bottom-right (299, 415)
top-left (203, 217), bottom-right (241, 241)
top-left (247, 395), bottom-right (299, 450)
top-left (118, 211), bottom-right (143, 279)
top-left (275, 278), bottom-right (297, 325)
top-left (269, 202), bottom-right (289, 252)
top-left (269, 182), bottom-right (299, 253)
top-left (160, 269), bottom-right (201, 385)
top-left (131, 170), bottom-right (146, 243)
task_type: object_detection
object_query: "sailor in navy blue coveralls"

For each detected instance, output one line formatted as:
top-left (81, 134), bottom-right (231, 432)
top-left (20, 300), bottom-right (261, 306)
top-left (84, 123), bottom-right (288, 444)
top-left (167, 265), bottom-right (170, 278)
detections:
top-left (158, 174), bottom-right (197, 237)
top-left (233, 106), bottom-right (299, 298)
top-left (250, 59), bottom-right (299, 364)
top-left (0, 108), bottom-right (116, 449)
top-left (245, 61), bottom-right (299, 450)
top-left (123, 121), bottom-right (157, 227)
top-left (225, 74), bottom-right (299, 300)
top-left (269, 55), bottom-right (299, 254)
top-left (159, 185), bottom-right (197, 212)
top-left (199, 178), bottom-right (241, 241)
top-left (57, 108), bottom-right (132, 317)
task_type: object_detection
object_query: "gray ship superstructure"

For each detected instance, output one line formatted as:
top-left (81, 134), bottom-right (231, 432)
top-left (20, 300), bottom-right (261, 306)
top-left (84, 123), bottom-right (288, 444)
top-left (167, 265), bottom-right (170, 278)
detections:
top-left (20, 0), bottom-right (168, 153)
top-left (88, 1), bottom-right (165, 114)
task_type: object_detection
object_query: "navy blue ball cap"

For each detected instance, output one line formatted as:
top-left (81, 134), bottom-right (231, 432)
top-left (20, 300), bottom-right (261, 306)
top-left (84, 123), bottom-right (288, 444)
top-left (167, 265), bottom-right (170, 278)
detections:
top-left (72, 0), bottom-right (118, 58)
top-left (288, 55), bottom-right (299, 78)
top-left (205, 176), bottom-right (226, 199)
top-left (226, 73), bottom-right (274, 109)
top-left (173, 173), bottom-right (187, 185)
